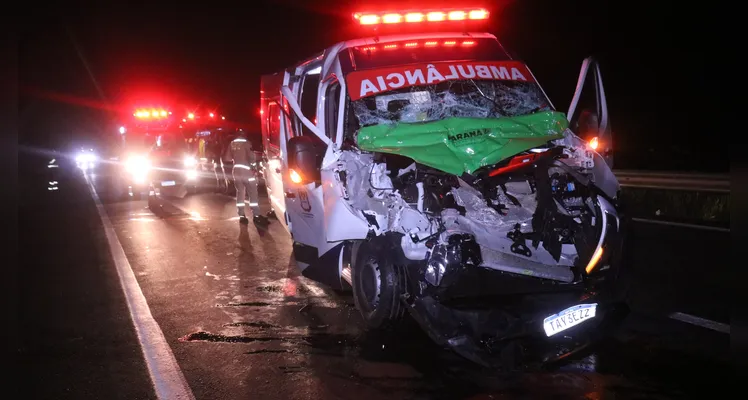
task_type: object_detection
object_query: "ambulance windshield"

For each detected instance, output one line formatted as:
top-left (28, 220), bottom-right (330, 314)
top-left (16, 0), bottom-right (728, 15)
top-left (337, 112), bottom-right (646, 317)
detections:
top-left (349, 73), bottom-right (552, 127)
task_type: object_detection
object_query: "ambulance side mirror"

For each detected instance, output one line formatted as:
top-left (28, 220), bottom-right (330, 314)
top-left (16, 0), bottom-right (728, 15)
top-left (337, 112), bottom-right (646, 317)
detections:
top-left (287, 135), bottom-right (324, 183)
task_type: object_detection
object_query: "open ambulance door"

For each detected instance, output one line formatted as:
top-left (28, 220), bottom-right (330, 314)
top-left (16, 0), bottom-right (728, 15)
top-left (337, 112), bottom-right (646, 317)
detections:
top-left (260, 73), bottom-right (289, 230)
top-left (567, 57), bottom-right (614, 168)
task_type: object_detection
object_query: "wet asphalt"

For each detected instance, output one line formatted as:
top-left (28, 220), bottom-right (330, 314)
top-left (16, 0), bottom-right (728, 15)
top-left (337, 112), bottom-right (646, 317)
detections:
top-left (17, 158), bottom-right (734, 399)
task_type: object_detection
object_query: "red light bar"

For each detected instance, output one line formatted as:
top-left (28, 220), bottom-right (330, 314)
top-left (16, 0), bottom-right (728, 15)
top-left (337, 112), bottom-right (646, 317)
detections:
top-left (353, 8), bottom-right (489, 25)
top-left (357, 39), bottom-right (477, 52)
top-left (133, 108), bottom-right (170, 119)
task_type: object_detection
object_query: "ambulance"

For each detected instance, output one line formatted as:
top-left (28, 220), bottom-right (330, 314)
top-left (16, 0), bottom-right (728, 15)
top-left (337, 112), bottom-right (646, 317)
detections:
top-left (260, 7), bottom-right (627, 367)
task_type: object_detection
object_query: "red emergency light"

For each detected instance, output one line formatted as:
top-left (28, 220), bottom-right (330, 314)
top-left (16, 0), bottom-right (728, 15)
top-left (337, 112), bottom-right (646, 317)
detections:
top-left (353, 8), bottom-right (488, 26)
top-left (356, 39), bottom-right (476, 52)
top-left (133, 108), bottom-right (171, 119)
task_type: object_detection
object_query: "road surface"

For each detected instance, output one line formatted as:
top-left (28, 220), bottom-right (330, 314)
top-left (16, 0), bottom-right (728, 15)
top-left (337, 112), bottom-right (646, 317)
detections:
top-left (18, 157), bottom-right (733, 399)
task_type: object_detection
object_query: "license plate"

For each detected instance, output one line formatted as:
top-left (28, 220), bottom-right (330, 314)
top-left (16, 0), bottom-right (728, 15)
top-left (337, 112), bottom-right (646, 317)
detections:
top-left (543, 303), bottom-right (597, 337)
top-left (161, 180), bottom-right (176, 186)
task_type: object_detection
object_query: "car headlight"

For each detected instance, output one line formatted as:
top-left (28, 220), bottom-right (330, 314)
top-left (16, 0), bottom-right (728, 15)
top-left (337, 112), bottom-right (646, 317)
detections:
top-left (183, 156), bottom-right (197, 168)
top-left (125, 155), bottom-right (151, 175)
top-left (76, 153), bottom-right (97, 164)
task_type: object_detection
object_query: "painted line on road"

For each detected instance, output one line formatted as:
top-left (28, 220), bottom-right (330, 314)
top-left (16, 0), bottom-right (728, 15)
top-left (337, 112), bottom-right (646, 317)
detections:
top-left (85, 174), bottom-right (196, 400)
top-left (632, 217), bottom-right (730, 233)
top-left (668, 312), bottom-right (730, 334)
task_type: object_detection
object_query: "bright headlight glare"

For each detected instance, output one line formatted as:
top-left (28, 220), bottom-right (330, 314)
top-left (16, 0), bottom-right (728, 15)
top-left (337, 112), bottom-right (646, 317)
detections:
top-left (125, 155), bottom-right (151, 174)
top-left (183, 156), bottom-right (197, 167)
top-left (76, 153), bottom-right (97, 164)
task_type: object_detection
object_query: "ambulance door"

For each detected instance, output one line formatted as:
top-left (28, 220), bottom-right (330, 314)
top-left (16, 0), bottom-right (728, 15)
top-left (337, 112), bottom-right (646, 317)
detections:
top-left (262, 101), bottom-right (288, 229)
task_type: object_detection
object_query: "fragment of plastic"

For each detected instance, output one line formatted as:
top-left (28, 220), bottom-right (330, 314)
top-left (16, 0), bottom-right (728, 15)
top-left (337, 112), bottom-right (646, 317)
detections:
top-left (356, 111), bottom-right (568, 175)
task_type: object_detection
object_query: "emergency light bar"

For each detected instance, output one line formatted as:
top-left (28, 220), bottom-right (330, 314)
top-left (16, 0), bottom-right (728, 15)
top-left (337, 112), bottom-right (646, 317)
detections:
top-left (358, 39), bottom-right (476, 52)
top-left (133, 108), bottom-right (172, 119)
top-left (353, 8), bottom-right (489, 26)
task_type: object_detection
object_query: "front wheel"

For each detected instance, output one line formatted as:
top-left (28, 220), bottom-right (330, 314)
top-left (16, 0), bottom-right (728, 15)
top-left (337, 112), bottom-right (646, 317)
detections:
top-left (351, 237), bottom-right (408, 330)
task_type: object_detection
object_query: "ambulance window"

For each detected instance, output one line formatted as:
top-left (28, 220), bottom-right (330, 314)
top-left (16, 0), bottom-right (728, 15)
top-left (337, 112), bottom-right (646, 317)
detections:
top-left (297, 74), bottom-right (320, 136)
top-left (267, 102), bottom-right (280, 149)
top-left (324, 81), bottom-right (341, 141)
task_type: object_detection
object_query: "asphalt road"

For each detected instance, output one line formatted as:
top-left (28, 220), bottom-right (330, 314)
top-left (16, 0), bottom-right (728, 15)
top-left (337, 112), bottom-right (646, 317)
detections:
top-left (18, 157), bottom-right (734, 399)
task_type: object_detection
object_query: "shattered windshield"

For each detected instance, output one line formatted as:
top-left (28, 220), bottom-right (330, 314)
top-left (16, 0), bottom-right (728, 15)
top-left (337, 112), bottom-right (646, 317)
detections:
top-left (351, 79), bottom-right (551, 127)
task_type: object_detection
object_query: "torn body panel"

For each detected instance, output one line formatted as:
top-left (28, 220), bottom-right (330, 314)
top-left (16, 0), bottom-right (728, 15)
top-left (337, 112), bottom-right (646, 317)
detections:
top-left (338, 107), bottom-right (614, 280)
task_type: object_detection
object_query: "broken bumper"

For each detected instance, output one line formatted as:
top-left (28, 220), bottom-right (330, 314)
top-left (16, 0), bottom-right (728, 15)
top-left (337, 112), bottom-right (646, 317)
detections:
top-left (405, 265), bottom-right (629, 368)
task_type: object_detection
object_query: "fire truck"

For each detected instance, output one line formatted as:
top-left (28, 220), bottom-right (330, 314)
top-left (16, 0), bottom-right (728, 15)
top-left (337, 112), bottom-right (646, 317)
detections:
top-left (116, 106), bottom-right (200, 199)
top-left (179, 109), bottom-right (235, 194)
top-left (259, 7), bottom-right (626, 368)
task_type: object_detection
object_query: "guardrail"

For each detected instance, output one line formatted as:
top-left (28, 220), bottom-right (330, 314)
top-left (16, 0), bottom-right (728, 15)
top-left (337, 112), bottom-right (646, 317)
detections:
top-left (613, 170), bottom-right (730, 193)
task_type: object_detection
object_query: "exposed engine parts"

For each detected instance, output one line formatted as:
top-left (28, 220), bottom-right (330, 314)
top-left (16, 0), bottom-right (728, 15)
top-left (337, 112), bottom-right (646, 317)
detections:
top-left (338, 141), bottom-right (606, 285)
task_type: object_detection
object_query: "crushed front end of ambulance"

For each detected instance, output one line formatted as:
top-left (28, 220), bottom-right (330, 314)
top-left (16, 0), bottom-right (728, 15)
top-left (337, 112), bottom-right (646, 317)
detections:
top-left (334, 63), bottom-right (628, 368)
top-left (270, 8), bottom-right (628, 368)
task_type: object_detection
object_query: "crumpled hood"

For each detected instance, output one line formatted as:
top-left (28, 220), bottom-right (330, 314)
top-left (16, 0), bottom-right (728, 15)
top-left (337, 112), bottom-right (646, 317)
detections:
top-left (356, 111), bottom-right (568, 175)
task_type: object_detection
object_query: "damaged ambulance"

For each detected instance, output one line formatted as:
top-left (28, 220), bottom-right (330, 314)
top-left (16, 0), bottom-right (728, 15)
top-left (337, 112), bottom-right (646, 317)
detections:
top-left (260, 8), bottom-right (628, 368)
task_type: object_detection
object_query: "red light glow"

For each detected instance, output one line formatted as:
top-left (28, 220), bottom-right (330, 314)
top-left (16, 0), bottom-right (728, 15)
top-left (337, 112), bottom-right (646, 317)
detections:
top-left (405, 12), bottom-right (424, 22)
top-left (426, 12), bottom-right (446, 21)
top-left (133, 108), bottom-right (169, 119)
top-left (359, 39), bottom-right (480, 52)
top-left (382, 13), bottom-right (402, 23)
top-left (353, 9), bottom-right (489, 25)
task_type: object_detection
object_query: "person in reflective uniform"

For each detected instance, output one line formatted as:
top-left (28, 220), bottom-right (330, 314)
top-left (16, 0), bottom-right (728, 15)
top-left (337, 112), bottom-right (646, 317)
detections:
top-left (227, 130), bottom-right (269, 225)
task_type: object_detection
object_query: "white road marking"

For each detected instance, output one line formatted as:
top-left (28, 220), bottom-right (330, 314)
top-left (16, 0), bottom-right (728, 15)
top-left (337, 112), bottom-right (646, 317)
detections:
top-left (668, 312), bottom-right (730, 334)
top-left (632, 217), bottom-right (730, 233)
top-left (85, 175), bottom-right (196, 400)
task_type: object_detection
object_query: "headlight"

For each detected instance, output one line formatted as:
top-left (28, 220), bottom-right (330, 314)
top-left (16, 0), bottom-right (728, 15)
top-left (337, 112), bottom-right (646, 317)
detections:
top-left (76, 153), bottom-right (97, 164)
top-left (183, 156), bottom-right (197, 167)
top-left (125, 155), bottom-right (151, 175)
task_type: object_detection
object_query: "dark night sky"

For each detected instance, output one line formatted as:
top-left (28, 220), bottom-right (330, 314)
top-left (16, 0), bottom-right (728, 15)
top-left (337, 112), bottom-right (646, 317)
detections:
top-left (18, 0), bottom-right (724, 172)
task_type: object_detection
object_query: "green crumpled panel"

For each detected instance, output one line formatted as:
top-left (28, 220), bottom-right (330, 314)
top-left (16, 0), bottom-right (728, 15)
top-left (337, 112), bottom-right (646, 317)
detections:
top-left (356, 111), bottom-right (568, 175)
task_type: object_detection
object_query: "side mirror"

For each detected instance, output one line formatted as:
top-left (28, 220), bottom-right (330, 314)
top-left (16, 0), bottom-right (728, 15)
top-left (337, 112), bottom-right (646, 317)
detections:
top-left (287, 135), bottom-right (325, 184)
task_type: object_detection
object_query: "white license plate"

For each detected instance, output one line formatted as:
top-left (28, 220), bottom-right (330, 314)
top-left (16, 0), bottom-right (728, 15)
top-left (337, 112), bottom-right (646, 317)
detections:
top-left (543, 303), bottom-right (597, 337)
top-left (161, 180), bottom-right (176, 186)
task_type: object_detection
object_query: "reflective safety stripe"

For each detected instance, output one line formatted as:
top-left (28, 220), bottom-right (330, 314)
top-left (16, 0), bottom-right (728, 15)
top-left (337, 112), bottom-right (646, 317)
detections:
top-left (236, 203), bottom-right (244, 207)
top-left (247, 178), bottom-right (256, 182)
top-left (232, 138), bottom-right (247, 142)
top-left (234, 164), bottom-right (251, 169)
top-left (248, 202), bottom-right (259, 206)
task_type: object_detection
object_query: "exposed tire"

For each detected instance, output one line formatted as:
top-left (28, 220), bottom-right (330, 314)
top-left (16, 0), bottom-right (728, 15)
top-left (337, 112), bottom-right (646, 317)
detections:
top-left (352, 236), bottom-right (408, 330)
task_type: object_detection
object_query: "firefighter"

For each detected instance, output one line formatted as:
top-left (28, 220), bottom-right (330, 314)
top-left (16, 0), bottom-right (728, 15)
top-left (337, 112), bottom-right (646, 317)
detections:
top-left (226, 130), bottom-right (268, 226)
top-left (206, 132), bottom-right (224, 192)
